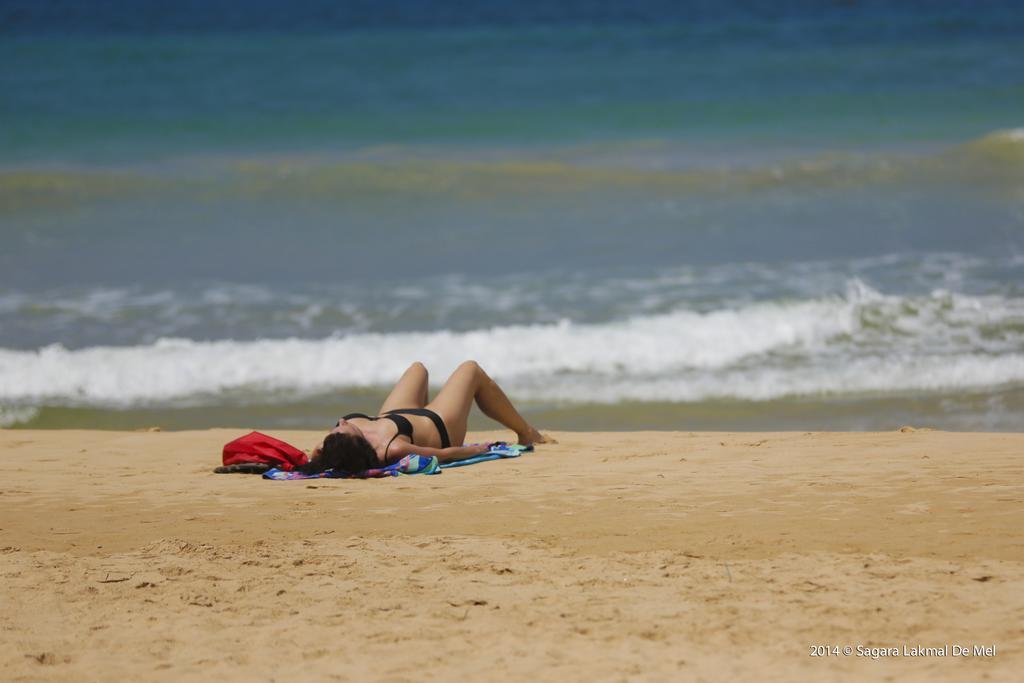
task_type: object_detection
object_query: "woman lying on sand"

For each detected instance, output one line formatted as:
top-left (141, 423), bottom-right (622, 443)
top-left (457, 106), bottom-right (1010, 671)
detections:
top-left (300, 361), bottom-right (548, 474)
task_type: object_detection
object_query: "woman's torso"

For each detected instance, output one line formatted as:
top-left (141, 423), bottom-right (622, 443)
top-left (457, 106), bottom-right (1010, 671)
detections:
top-left (345, 410), bottom-right (445, 458)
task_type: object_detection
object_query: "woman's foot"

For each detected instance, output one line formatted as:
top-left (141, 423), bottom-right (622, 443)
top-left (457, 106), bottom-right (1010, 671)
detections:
top-left (516, 426), bottom-right (556, 445)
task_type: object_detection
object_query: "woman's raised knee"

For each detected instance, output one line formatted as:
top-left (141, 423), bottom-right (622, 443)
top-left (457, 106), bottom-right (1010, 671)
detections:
top-left (457, 360), bottom-right (482, 374)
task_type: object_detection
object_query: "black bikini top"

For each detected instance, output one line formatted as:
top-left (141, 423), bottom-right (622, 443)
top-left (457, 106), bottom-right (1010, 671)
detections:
top-left (339, 412), bottom-right (414, 440)
top-left (335, 409), bottom-right (452, 456)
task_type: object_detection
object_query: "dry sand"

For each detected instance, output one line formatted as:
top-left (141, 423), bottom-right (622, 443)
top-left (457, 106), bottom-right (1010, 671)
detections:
top-left (2, 428), bottom-right (1022, 681)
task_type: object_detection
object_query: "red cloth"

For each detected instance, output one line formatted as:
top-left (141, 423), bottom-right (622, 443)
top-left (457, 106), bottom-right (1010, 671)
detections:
top-left (222, 431), bottom-right (309, 471)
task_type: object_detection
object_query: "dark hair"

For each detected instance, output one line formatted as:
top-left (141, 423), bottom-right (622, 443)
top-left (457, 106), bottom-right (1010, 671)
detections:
top-left (299, 432), bottom-right (378, 474)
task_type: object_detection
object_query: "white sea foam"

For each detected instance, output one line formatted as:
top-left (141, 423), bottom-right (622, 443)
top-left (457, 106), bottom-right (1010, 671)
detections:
top-left (0, 298), bottom-right (853, 404)
top-left (518, 354), bottom-right (1024, 403)
top-left (985, 127), bottom-right (1024, 143)
top-left (2, 286), bottom-right (1022, 406)
top-left (0, 405), bottom-right (39, 427)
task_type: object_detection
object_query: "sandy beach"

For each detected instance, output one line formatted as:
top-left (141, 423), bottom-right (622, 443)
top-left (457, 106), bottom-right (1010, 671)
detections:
top-left (5, 4), bottom-right (1023, 681)
top-left (1, 428), bottom-right (1021, 681)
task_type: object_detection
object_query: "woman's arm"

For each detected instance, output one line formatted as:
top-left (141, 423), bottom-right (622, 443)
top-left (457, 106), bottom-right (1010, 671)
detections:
top-left (387, 440), bottom-right (490, 465)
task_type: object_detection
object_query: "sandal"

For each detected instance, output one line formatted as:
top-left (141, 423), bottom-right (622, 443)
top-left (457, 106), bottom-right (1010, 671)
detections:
top-left (213, 462), bottom-right (272, 474)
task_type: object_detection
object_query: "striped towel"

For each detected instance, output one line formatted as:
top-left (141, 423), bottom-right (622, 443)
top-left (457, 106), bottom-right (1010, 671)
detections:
top-left (440, 442), bottom-right (533, 468)
top-left (263, 453), bottom-right (440, 480)
top-left (262, 442), bottom-right (532, 480)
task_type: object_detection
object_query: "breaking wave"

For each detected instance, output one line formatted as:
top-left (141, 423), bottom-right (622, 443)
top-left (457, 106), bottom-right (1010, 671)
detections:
top-left (3, 280), bottom-right (1022, 408)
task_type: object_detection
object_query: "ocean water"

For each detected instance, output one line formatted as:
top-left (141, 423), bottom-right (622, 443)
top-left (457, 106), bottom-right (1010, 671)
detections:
top-left (2, 1), bottom-right (1023, 431)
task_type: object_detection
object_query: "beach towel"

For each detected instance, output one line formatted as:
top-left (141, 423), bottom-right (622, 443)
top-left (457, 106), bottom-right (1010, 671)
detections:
top-left (263, 453), bottom-right (441, 480)
top-left (262, 442), bottom-right (532, 480)
top-left (439, 442), bottom-right (533, 468)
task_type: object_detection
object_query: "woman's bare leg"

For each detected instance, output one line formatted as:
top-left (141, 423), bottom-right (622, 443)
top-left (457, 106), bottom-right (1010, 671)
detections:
top-left (427, 360), bottom-right (546, 446)
top-left (379, 362), bottom-right (429, 414)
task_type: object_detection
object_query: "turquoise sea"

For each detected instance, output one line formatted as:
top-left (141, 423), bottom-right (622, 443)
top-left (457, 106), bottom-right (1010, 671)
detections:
top-left (1, 1), bottom-right (1022, 430)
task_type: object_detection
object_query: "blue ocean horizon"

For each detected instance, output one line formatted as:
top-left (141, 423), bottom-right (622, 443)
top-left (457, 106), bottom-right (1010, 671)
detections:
top-left (1, 1), bottom-right (1022, 430)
